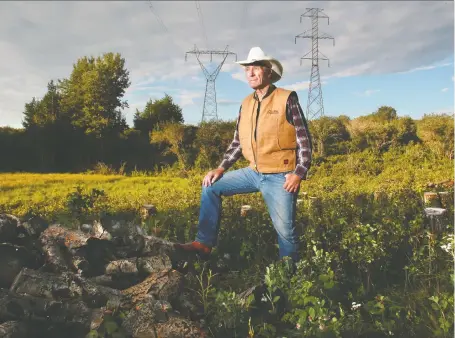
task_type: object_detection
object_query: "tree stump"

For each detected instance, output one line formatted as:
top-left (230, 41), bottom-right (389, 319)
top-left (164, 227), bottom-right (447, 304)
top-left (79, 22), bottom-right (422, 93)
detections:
top-left (240, 205), bottom-right (252, 217)
top-left (424, 208), bottom-right (447, 233)
top-left (423, 192), bottom-right (441, 208)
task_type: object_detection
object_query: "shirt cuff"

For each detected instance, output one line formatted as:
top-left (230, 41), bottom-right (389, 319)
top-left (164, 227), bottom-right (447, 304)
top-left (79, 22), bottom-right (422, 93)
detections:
top-left (218, 160), bottom-right (230, 171)
top-left (293, 165), bottom-right (308, 179)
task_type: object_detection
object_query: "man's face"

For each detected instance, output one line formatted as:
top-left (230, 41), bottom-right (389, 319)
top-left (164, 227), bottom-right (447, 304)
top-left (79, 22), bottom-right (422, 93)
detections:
top-left (244, 63), bottom-right (272, 89)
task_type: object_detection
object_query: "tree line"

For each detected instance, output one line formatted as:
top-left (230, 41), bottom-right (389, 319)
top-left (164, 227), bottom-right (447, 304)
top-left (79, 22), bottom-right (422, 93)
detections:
top-left (0, 52), bottom-right (453, 173)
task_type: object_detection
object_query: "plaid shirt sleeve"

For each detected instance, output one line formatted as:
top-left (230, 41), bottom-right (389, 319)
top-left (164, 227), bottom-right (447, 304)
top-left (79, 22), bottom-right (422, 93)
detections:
top-left (218, 106), bottom-right (243, 170)
top-left (287, 93), bottom-right (312, 179)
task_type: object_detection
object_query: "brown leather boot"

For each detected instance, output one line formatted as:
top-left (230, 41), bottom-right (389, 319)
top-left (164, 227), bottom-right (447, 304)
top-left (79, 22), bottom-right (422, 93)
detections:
top-left (174, 241), bottom-right (212, 255)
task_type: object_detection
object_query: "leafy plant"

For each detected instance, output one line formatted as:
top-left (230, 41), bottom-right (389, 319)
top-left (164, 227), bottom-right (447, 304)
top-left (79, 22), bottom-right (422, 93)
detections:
top-left (66, 185), bottom-right (107, 222)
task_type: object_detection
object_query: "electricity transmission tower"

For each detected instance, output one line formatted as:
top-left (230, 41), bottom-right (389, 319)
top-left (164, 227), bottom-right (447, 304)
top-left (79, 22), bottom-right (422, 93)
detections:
top-left (295, 8), bottom-right (335, 121)
top-left (185, 45), bottom-right (237, 123)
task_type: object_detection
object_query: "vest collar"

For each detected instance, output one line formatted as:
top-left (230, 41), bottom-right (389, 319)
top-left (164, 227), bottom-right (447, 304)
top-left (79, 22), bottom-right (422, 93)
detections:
top-left (253, 84), bottom-right (276, 102)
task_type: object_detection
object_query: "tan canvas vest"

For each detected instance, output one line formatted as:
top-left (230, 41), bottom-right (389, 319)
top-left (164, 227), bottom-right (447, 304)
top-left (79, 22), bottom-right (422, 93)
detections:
top-left (238, 87), bottom-right (297, 173)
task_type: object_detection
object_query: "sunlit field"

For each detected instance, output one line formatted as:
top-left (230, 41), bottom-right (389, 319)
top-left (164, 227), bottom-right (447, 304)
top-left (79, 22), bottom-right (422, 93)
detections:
top-left (0, 143), bottom-right (453, 337)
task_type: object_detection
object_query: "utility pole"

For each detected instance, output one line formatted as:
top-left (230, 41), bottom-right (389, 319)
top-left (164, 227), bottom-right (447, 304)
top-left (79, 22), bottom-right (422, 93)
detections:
top-left (185, 45), bottom-right (237, 123)
top-left (295, 8), bottom-right (335, 121)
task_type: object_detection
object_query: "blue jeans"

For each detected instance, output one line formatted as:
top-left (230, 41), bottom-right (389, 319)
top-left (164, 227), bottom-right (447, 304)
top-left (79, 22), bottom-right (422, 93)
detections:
top-left (195, 166), bottom-right (300, 261)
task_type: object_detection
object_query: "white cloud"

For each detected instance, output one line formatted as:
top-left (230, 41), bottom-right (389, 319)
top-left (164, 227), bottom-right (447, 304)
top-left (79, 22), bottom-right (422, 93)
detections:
top-left (397, 62), bottom-right (453, 74)
top-left (0, 1), bottom-right (453, 127)
top-left (441, 88), bottom-right (449, 92)
top-left (365, 89), bottom-right (380, 96)
top-left (231, 71), bottom-right (248, 84)
top-left (282, 80), bottom-right (329, 92)
top-left (354, 89), bottom-right (380, 97)
top-left (221, 63), bottom-right (240, 73)
top-left (128, 101), bottom-right (149, 112)
top-left (283, 81), bottom-right (310, 91)
top-left (178, 90), bottom-right (203, 107)
top-left (322, 62), bottom-right (376, 80)
top-left (218, 98), bottom-right (240, 106)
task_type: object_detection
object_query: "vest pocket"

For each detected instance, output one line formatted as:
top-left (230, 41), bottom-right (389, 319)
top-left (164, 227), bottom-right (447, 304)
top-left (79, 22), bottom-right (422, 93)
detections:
top-left (276, 121), bottom-right (297, 150)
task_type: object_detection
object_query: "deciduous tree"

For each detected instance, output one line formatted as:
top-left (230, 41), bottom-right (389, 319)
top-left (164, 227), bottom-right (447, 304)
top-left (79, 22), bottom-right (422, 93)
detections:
top-left (133, 94), bottom-right (184, 134)
top-left (58, 52), bottom-right (130, 137)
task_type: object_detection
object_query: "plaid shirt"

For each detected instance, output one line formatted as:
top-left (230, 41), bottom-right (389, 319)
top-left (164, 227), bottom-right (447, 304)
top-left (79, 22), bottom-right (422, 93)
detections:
top-left (219, 85), bottom-right (313, 179)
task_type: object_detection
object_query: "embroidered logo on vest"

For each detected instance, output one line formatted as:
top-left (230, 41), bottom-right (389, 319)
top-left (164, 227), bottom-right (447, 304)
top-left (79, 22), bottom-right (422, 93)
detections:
top-left (267, 110), bottom-right (279, 115)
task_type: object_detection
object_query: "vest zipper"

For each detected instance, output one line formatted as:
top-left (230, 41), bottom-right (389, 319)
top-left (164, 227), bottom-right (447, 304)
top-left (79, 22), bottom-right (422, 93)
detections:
top-left (253, 101), bottom-right (261, 171)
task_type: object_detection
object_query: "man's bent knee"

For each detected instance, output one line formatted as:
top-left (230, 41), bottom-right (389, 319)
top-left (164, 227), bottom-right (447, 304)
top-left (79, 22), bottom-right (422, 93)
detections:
top-left (201, 182), bottom-right (224, 199)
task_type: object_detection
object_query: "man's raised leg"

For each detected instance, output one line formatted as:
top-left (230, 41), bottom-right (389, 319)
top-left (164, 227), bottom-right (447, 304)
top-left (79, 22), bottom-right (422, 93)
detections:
top-left (175, 167), bottom-right (260, 254)
top-left (195, 167), bottom-right (260, 247)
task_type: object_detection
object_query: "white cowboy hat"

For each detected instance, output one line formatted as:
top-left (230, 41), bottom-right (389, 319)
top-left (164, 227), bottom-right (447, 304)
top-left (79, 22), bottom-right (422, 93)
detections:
top-left (236, 47), bottom-right (283, 83)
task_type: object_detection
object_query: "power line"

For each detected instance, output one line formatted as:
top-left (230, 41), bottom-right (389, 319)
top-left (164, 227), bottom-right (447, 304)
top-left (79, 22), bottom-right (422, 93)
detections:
top-left (147, 1), bottom-right (169, 33)
top-left (295, 8), bottom-right (335, 121)
top-left (195, 1), bottom-right (209, 49)
top-left (145, 1), bottom-right (186, 56)
top-left (185, 45), bottom-right (237, 123)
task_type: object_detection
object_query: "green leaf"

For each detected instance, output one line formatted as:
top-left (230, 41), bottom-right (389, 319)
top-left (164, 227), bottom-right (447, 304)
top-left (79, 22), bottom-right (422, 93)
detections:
top-left (85, 331), bottom-right (99, 338)
top-left (104, 320), bottom-right (118, 334)
top-left (309, 307), bottom-right (315, 318)
top-left (324, 281), bottom-right (335, 289)
top-left (303, 296), bottom-right (317, 305)
top-left (319, 274), bottom-right (330, 282)
top-left (297, 310), bottom-right (307, 321)
top-left (273, 295), bottom-right (281, 303)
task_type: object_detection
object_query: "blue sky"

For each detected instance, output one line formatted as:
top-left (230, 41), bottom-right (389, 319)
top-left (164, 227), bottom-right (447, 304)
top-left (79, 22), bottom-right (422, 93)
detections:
top-left (151, 55), bottom-right (454, 125)
top-left (0, 1), bottom-right (453, 128)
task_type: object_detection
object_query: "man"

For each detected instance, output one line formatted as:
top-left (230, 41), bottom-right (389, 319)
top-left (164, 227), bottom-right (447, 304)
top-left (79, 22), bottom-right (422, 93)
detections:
top-left (175, 47), bottom-right (312, 263)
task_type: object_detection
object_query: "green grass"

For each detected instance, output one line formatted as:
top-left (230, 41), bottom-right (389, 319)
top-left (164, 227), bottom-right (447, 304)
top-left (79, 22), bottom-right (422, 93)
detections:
top-left (0, 143), bottom-right (453, 337)
top-left (0, 143), bottom-right (452, 222)
top-left (0, 173), bottom-right (195, 219)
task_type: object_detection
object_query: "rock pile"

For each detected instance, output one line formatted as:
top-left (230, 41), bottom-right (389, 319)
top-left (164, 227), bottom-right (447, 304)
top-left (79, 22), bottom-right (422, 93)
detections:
top-left (0, 213), bottom-right (207, 338)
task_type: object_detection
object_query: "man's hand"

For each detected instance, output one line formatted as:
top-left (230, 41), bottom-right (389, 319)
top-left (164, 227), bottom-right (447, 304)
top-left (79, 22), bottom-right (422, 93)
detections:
top-left (203, 167), bottom-right (225, 187)
top-left (283, 173), bottom-right (301, 193)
